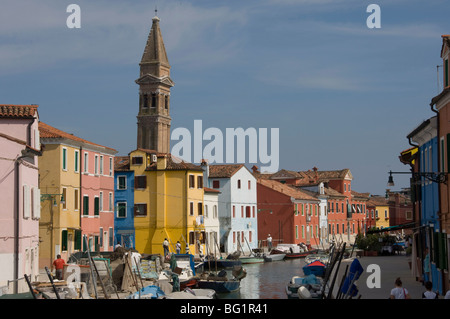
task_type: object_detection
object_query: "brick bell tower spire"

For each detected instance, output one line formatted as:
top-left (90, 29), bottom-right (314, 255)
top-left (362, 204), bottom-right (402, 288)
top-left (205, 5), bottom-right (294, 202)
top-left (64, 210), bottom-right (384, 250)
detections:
top-left (136, 12), bottom-right (174, 153)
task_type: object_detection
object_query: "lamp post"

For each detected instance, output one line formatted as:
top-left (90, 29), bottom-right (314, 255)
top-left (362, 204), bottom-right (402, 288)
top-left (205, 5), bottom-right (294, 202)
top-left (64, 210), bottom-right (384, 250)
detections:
top-left (387, 170), bottom-right (447, 186)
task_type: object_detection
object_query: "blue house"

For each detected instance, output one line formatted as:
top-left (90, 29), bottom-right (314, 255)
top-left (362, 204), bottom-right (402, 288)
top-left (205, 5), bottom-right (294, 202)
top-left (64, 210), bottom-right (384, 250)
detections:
top-left (114, 156), bottom-right (135, 249)
top-left (408, 116), bottom-right (442, 293)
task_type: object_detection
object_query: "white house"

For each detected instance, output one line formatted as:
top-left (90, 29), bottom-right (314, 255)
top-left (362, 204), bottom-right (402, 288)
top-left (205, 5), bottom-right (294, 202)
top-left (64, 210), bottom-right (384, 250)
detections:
top-left (202, 162), bottom-right (258, 255)
top-left (203, 187), bottom-right (220, 255)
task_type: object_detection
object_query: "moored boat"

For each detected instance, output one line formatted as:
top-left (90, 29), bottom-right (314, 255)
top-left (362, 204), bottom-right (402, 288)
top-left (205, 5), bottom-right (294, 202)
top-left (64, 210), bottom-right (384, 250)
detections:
top-left (239, 256), bottom-right (265, 264)
top-left (263, 253), bottom-right (286, 262)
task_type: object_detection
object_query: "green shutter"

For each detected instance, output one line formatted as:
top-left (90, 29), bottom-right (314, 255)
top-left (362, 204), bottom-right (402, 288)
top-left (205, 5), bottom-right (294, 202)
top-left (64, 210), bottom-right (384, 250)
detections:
top-left (75, 151), bottom-right (78, 172)
top-left (62, 148), bottom-right (67, 170)
top-left (61, 230), bottom-right (68, 251)
top-left (94, 197), bottom-right (99, 215)
top-left (83, 196), bottom-right (89, 215)
top-left (74, 230), bottom-right (82, 250)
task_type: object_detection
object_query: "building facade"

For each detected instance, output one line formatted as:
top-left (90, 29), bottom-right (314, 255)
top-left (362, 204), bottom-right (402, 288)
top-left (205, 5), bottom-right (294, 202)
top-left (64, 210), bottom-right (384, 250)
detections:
top-left (39, 122), bottom-right (117, 268)
top-left (114, 156), bottom-right (135, 249)
top-left (203, 163), bottom-right (258, 254)
top-left (256, 179), bottom-right (320, 248)
top-left (0, 104), bottom-right (41, 294)
top-left (129, 149), bottom-right (205, 256)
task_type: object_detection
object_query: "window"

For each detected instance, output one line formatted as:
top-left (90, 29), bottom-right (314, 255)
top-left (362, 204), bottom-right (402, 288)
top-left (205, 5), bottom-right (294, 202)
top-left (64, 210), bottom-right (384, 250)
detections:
top-left (23, 185), bottom-right (30, 219)
top-left (84, 153), bottom-right (88, 173)
top-left (189, 175), bottom-right (195, 188)
top-left (74, 150), bottom-right (79, 172)
top-left (151, 93), bottom-right (157, 108)
top-left (62, 188), bottom-right (67, 210)
top-left (83, 196), bottom-right (89, 215)
top-left (213, 205), bottom-right (218, 218)
top-left (135, 176), bottom-right (147, 189)
top-left (118, 176), bottom-right (127, 190)
top-left (109, 157), bottom-right (113, 176)
top-left (237, 179), bottom-right (241, 189)
top-left (99, 192), bottom-right (103, 212)
top-left (302, 225), bottom-right (305, 238)
top-left (61, 230), bottom-right (68, 251)
top-left (109, 192), bottom-right (113, 211)
top-left (165, 96), bottom-right (169, 109)
top-left (233, 205), bottom-right (236, 218)
top-left (441, 137), bottom-right (445, 173)
top-left (248, 180), bottom-right (251, 189)
top-left (190, 202), bottom-right (194, 216)
top-left (132, 156), bottom-right (143, 165)
top-left (74, 189), bottom-right (79, 210)
top-left (100, 156), bottom-right (103, 175)
top-left (241, 206), bottom-right (244, 218)
top-left (117, 202), bottom-right (126, 218)
top-left (198, 202), bottom-right (203, 215)
top-left (134, 203), bottom-right (147, 216)
top-left (212, 180), bottom-right (220, 188)
top-left (197, 176), bottom-right (203, 188)
top-left (205, 205), bottom-right (209, 218)
top-left (296, 225), bottom-right (299, 239)
top-left (94, 155), bottom-right (99, 175)
top-left (252, 206), bottom-right (255, 218)
top-left (109, 228), bottom-right (113, 247)
top-left (94, 197), bottom-right (99, 216)
top-left (62, 148), bottom-right (67, 170)
top-left (246, 206), bottom-right (251, 218)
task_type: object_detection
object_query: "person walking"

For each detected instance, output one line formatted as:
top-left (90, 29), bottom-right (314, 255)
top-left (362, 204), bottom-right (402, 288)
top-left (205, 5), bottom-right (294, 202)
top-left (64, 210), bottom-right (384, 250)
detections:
top-left (176, 241), bottom-right (181, 254)
top-left (163, 238), bottom-right (169, 257)
top-left (51, 254), bottom-right (65, 280)
top-left (390, 277), bottom-right (411, 299)
top-left (422, 281), bottom-right (438, 299)
top-left (267, 234), bottom-right (272, 252)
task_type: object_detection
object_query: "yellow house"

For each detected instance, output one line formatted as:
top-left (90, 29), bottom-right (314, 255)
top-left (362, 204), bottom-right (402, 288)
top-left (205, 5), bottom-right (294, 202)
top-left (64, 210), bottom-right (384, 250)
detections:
top-left (38, 122), bottom-right (82, 268)
top-left (129, 149), bottom-right (205, 256)
top-left (367, 195), bottom-right (390, 230)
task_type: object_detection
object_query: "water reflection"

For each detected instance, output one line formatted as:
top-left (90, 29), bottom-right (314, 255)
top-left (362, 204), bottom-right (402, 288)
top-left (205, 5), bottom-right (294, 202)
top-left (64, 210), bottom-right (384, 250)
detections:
top-left (217, 258), bottom-right (307, 299)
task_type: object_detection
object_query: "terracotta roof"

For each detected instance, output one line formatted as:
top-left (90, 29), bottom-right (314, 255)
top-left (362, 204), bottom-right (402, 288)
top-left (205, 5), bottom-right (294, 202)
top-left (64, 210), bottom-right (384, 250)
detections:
top-left (258, 179), bottom-right (318, 201)
top-left (0, 104), bottom-right (38, 118)
top-left (367, 195), bottom-right (388, 207)
top-left (351, 190), bottom-right (370, 200)
top-left (323, 187), bottom-right (346, 198)
top-left (39, 122), bottom-right (117, 152)
top-left (114, 156), bottom-right (130, 171)
top-left (143, 153), bottom-right (203, 171)
top-left (204, 187), bottom-right (220, 193)
top-left (208, 164), bottom-right (246, 178)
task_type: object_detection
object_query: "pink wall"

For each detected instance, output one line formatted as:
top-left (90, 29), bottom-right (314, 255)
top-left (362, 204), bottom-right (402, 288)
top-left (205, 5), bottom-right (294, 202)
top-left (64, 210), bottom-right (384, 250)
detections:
top-left (80, 149), bottom-right (115, 252)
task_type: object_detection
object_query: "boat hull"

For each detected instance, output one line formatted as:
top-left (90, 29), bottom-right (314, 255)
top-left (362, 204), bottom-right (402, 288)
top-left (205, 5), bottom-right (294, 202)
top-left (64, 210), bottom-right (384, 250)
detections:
top-left (264, 253), bottom-right (286, 262)
top-left (239, 256), bottom-right (265, 264)
top-left (197, 280), bottom-right (240, 293)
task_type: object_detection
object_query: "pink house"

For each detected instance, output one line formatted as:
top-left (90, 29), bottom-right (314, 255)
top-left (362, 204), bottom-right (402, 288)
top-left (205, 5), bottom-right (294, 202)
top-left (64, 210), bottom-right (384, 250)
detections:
top-left (80, 146), bottom-right (117, 252)
top-left (0, 104), bottom-right (41, 294)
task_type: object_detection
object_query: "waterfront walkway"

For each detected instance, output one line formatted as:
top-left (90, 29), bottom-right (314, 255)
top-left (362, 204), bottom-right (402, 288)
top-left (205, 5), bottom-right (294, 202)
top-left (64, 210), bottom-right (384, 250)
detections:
top-left (335, 254), bottom-right (428, 299)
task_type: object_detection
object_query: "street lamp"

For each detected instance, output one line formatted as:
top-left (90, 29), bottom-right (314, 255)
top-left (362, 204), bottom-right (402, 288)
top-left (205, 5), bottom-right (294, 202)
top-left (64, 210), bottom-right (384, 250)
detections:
top-left (387, 170), bottom-right (447, 186)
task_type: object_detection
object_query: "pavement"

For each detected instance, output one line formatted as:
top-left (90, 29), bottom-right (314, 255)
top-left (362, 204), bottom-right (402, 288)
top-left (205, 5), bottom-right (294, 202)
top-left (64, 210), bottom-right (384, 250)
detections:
top-left (330, 254), bottom-right (428, 299)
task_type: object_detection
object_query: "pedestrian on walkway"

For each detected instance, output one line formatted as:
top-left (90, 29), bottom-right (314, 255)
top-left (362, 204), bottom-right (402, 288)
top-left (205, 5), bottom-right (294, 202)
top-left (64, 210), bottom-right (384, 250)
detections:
top-left (163, 238), bottom-right (169, 257)
top-left (51, 254), bottom-right (65, 280)
top-left (390, 277), bottom-right (411, 299)
top-left (267, 234), bottom-right (272, 251)
top-left (422, 281), bottom-right (438, 299)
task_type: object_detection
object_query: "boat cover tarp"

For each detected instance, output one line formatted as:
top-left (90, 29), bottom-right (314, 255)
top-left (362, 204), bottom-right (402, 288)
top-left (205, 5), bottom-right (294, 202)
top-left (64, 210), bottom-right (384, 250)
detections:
top-left (302, 261), bottom-right (326, 276)
top-left (340, 258), bottom-right (364, 297)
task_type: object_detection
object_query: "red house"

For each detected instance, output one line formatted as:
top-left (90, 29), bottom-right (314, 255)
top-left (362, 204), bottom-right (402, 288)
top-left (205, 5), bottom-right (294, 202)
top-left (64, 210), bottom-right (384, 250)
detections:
top-left (256, 179), bottom-right (320, 248)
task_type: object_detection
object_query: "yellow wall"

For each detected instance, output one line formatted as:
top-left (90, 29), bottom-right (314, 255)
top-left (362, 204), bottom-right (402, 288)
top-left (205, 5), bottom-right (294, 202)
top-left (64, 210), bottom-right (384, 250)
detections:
top-left (375, 205), bottom-right (390, 229)
top-left (130, 150), bottom-right (205, 256)
top-left (39, 143), bottom-right (81, 267)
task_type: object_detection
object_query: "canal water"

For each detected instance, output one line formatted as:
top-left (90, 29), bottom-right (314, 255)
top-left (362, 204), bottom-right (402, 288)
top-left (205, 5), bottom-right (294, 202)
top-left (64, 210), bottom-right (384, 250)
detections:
top-left (216, 258), bottom-right (308, 299)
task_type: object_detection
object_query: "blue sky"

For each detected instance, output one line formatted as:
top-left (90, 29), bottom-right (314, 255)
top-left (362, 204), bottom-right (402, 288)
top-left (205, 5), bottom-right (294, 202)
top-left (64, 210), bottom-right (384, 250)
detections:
top-left (1, 0), bottom-right (449, 195)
